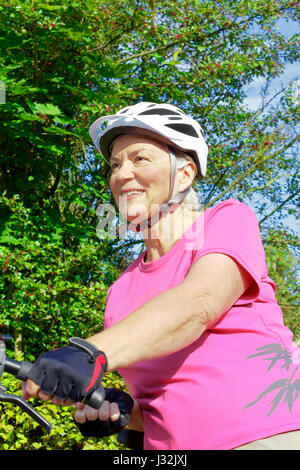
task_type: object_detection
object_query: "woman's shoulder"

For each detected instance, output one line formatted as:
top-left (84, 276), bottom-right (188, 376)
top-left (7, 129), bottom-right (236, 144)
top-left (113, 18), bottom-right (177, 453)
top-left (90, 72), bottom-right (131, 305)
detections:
top-left (206, 197), bottom-right (250, 210)
top-left (205, 198), bottom-right (257, 219)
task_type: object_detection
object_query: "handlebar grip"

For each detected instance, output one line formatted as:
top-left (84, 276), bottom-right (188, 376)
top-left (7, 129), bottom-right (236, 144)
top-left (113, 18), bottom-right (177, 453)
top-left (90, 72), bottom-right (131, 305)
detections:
top-left (84, 386), bottom-right (105, 409)
top-left (4, 357), bottom-right (32, 381)
top-left (4, 357), bottom-right (105, 409)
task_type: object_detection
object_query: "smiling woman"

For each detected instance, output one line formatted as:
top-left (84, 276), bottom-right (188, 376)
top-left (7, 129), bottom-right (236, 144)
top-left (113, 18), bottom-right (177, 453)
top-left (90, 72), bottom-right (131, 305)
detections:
top-left (22, 102), bottom-right (300, 451)
top-left (90, 102), bottom-right (208, 234)
top-left (109, 134), bottom-right (199, 245)
top-left (110, 135), bottom-right (192, 229)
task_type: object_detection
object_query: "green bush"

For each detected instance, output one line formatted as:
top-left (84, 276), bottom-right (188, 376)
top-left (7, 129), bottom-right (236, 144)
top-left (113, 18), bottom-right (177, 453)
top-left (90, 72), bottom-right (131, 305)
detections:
top-left (0, 193), bottom-right (125, 358)
top-left (0, 193), bottom-right (133, 450)
top-left (262, 227), bottom-right (299, 338)
top-left (0, 370), bottom-right (130, 450)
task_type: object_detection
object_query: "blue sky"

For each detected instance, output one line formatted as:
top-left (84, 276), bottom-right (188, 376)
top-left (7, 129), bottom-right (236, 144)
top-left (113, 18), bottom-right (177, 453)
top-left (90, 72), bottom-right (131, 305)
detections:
top-left (243, 18), bottom-right (299, 239)
top-left (244, 18), bottom-right (299, 111)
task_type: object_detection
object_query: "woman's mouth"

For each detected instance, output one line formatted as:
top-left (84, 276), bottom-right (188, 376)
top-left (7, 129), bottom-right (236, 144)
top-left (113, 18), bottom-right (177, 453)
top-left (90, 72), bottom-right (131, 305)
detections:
top-left (120, 190), bottom-right (145, 200)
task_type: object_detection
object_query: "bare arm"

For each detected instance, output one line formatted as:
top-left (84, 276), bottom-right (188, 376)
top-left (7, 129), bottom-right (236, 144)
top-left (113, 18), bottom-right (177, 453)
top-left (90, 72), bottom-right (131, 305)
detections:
top-left (23, 252), bottom-right (253, 400)
top-left (87, 253), bottom-right (253, 371)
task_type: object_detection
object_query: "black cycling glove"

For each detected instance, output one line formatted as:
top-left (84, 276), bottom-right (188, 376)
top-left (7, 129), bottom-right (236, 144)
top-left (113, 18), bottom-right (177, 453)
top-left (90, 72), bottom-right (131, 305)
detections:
top-left (27, 337), bottom-right (107, 403)
top-left (117, 429), bottom-right (144, 450)
top-left (74, 387), bottom-right (134, 438)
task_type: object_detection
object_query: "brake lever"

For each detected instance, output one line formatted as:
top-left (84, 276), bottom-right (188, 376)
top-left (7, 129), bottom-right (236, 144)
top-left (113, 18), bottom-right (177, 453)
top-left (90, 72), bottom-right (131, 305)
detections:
top-left (0, 385), bottom-right (52, 434)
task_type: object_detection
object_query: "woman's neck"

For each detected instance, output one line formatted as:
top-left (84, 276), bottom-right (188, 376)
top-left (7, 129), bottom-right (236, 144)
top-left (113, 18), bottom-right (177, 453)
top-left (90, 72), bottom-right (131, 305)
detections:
top-left (142, 206), bottom-right (200, 263)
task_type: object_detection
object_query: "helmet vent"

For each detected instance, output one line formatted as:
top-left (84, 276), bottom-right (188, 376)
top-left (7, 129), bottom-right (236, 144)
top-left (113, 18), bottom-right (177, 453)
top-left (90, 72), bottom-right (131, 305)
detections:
top-left (165, 123), bottom-right (199, 138)
top-left (139, 108), bottom-right (181, 116)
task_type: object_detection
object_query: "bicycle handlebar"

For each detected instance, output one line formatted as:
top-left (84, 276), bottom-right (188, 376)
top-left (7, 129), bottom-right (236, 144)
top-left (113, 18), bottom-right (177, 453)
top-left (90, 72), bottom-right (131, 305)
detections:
top-left (0, 340), bottom-right (142, 447)
top-left (4, 357), bottom-right (32, 381)
top-left (0, 339), bottom-right (143, 449)
top-left (0, 342), bottom-right (105, 434)
top-left (3, 357), bottom-right (105, 409)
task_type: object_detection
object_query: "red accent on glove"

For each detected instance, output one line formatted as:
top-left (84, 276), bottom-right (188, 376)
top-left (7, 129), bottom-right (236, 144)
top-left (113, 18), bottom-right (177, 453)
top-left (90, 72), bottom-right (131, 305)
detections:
top-left (85, 354), bottom-right (106, 394)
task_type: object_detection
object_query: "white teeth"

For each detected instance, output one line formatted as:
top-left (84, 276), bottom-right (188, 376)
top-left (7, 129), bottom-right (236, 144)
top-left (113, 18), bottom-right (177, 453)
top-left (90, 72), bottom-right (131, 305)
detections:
top-left (121, 191), bottom-right (144, 197)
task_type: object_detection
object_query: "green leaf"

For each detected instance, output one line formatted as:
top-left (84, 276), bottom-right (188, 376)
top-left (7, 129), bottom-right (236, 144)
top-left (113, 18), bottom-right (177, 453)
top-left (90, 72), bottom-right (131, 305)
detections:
top-left (17, 112), bottom-right (38, 122)
top-left (28, 102), bottom-right (62, 116)
top-left (43, 126), bottom-right (80, 138)
top-left (10, 83), bottom-right (28, 95)
top-left (0, 234), bottom-right (25, 246)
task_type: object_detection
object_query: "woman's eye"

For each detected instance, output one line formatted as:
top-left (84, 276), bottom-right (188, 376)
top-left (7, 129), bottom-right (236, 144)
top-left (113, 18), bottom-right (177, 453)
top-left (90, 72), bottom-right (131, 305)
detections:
top-left (111, 162), bottom-right (120, 170)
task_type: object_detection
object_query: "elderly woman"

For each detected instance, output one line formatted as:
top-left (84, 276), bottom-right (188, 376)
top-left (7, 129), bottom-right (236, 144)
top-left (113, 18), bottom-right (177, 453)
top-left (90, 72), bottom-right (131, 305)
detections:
top-left (23, 102), bottom-right (300, 450)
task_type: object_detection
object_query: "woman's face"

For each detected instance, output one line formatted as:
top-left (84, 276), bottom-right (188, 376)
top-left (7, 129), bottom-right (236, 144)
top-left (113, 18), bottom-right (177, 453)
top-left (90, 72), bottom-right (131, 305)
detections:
top-left (109, 134), bottom-right (171, 223)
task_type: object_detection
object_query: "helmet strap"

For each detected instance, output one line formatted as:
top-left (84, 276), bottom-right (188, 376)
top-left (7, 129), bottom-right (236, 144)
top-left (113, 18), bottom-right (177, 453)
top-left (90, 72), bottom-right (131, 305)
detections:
top-left (128, 148), bottom-right (191, 233)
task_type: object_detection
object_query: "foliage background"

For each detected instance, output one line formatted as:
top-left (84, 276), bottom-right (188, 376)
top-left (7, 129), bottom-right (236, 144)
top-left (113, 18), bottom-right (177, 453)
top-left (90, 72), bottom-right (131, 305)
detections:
top-left (0, 0), bottom-right (299, 450)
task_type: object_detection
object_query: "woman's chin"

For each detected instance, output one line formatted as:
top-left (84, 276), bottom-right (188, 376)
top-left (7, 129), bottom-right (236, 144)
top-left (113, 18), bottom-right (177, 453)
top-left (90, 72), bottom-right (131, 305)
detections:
top-left (120, 210), bottom-right (149, 224)
top-left (119, 204), bottom-right (149, 223)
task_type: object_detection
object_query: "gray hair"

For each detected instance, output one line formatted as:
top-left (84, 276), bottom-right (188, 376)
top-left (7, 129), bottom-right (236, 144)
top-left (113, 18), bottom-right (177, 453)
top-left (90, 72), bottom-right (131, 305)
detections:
top-left (175, 154), bottom-right (202, 211)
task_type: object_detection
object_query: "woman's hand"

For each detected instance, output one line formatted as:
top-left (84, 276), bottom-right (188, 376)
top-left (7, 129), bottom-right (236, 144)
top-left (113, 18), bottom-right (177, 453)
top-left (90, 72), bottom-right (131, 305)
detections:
top-left (73, 388), bottom-right (134, 438)
top-left (21, 338), bottom-right (107, 405)
top-left (22, 380), bottom-right (75, 406)
top-left (74, 401), bottom-right (120, 424)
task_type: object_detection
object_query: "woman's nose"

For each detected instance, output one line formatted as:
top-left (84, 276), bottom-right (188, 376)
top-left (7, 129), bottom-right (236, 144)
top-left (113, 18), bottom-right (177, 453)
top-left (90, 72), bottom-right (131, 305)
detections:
top-left (116, 161), bottom-right (135, 180)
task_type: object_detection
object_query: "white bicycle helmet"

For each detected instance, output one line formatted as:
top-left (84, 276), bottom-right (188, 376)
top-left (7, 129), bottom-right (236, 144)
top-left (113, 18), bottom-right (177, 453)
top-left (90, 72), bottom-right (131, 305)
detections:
top-left (89, 102), bottom-right (208, 230)
top-left (89, 102), bottom-right (208, 178)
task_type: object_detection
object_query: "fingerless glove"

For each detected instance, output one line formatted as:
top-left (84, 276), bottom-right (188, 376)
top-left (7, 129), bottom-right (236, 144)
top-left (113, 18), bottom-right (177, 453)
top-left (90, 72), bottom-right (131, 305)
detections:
top-left (117, 429), bottom-right (144, 450)
top-left (27, 337), bottom-right (107, 403)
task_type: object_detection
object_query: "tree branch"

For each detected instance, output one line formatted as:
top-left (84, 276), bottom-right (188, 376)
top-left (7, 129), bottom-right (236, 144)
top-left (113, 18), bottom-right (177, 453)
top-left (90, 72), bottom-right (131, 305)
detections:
top-left (237, 173), bottom-right (283, 198)
top-left (259, 191), bottom-right (299, 226)
top-left (206, 131), bottom-right (300, 208)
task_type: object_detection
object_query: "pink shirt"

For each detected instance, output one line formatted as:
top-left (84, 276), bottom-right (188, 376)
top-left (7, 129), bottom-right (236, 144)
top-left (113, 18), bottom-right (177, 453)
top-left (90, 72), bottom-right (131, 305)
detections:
top-left (104, 198), bottom-right (300, 450)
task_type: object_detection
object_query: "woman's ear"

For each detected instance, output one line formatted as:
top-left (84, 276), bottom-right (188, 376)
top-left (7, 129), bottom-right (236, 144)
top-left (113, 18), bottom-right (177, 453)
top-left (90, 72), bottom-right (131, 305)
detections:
top-left (178, 160), bottom-right (197, 192)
